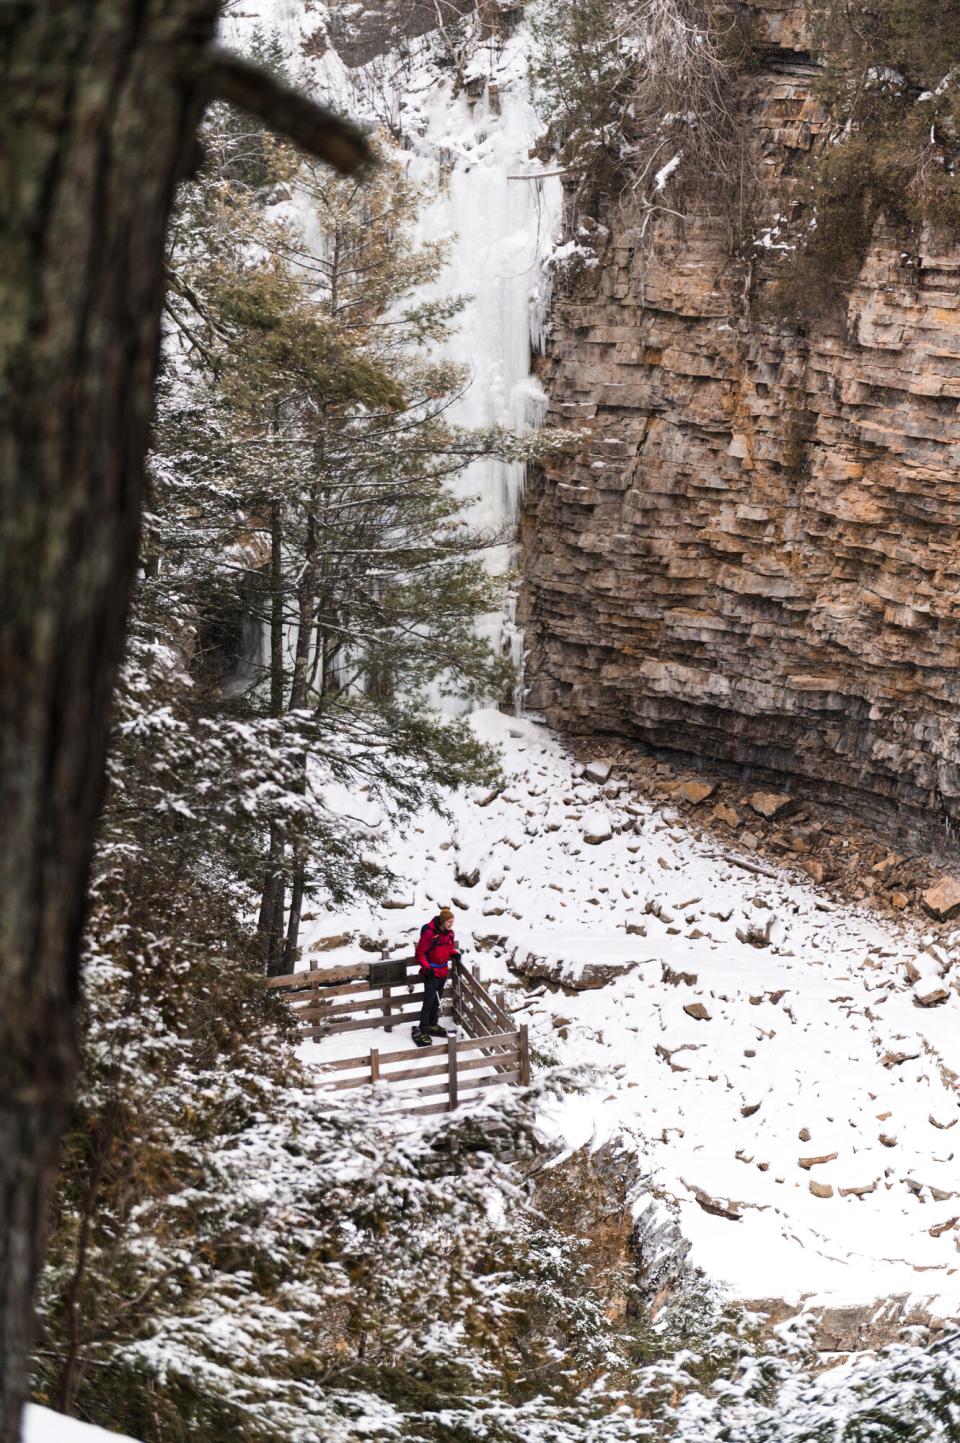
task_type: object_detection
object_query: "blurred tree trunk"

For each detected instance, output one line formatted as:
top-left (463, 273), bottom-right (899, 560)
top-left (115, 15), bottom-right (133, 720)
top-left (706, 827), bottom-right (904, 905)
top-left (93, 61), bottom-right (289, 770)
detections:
top-left (0, 8), bottom-right (367, 1437)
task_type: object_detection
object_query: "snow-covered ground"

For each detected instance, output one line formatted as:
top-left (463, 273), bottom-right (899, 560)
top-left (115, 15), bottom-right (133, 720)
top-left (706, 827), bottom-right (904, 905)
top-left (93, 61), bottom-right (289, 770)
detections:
top-left (21, 1406), bottom-right (138, 1443)
top-left (299, 710), bottom-right (960, 1316)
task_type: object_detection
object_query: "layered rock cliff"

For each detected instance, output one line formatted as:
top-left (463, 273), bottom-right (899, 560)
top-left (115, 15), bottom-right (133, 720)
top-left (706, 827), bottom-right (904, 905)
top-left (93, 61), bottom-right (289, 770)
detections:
top-left (519, 3), bottom-right (960, 837)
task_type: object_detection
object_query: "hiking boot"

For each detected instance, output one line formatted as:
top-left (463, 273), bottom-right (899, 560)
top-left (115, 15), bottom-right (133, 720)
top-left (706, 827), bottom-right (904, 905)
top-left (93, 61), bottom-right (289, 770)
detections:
top-left (428, 1024), bottom-right (448, 1038)
top-left (412, 1029), bottom-right (432, 1047)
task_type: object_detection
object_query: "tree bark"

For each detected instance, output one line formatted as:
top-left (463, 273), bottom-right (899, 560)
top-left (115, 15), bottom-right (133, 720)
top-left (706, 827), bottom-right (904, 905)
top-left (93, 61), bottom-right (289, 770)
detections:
top-left (0, 9), bottom-right (369, 1438)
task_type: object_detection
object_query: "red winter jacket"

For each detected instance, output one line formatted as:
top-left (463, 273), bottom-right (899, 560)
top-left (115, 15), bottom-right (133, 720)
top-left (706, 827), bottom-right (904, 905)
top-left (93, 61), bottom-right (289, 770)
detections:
top-left (415, 917), bottom-right (458, 979)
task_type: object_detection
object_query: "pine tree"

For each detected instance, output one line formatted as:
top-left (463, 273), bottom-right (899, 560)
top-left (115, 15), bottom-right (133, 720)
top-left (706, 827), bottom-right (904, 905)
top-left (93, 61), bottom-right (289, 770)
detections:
top-left (157, 105), bottom-right (539, 971)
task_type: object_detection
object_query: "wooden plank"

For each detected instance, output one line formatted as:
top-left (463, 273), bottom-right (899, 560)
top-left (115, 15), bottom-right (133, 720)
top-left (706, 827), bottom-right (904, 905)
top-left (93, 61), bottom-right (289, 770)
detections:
top-left (267, 961), bottom-right (370, 988)
top-left (370, 1050), bottom-right (516, 1086)
top-left (293, 989), bottom-right (425, 1021)
top-left (447, 1035), bottom-right (458, 1111)
top-left (519, 1024), bottom-right (530, 1086)
top-left (456, 994), bottom-right (499, 1036)
top-left (304, 1008), bottom-right (424, 1037)
top-left (456, 1029), bottom-right (517, 1052)
top-left (399, 1073), bottom-right (523, 1115)
top-left (370, 1048), bottom-right (380, 1083)
top-left (458, 974), bottom-right (510, 1031)
top-left (289, 978), bottom-right (416, 1004)
top-left (314, 1039), bottom-right (518, 1085)
top-left (405, 1069), bottom-right (522, 1101)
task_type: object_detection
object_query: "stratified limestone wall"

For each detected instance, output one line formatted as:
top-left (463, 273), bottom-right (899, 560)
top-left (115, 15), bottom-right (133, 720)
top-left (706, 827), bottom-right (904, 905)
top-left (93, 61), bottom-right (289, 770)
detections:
top-left (519, 7), bottom-right (960, 832)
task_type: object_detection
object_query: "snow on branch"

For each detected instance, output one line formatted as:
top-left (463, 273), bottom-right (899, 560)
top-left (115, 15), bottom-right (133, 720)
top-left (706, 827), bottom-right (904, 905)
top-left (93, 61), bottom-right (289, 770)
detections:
top-left (198, 48), bottom-right (372, 175)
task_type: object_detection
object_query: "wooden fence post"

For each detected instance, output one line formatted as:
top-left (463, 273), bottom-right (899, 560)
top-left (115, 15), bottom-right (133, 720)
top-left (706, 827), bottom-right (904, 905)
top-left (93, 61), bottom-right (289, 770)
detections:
top-left (518, 1025), bottom-right (530, 1086)
top-left (447, 1034), bottom-right (458, 1111)
top-left (370, 1048), bottom-right (380, 1083)
top-left (381, 946), bottom-right (393, 1033)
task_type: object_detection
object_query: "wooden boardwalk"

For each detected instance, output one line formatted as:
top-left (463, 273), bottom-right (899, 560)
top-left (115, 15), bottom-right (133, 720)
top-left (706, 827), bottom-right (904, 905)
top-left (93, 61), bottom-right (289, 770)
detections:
top-left (268, 956), bottom-right (529, 1115)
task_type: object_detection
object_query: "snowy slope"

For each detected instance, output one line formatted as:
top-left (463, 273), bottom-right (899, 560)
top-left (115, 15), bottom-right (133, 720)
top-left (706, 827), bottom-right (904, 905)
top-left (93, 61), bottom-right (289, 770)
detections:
top-left (299, 710), bottom-right (960, 1314)
top-left (21, 1406), bottom-right (139, 1443)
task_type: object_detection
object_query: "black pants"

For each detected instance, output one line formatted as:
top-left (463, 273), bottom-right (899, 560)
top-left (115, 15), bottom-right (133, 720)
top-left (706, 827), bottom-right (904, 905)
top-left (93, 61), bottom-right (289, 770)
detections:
top-left (418, 971), bottom-right (445, 1035)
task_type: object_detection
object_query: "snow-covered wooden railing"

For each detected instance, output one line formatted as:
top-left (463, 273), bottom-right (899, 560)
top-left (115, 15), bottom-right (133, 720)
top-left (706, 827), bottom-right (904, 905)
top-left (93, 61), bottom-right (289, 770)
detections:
top-left (267, 957), bottom-right (529, 1114)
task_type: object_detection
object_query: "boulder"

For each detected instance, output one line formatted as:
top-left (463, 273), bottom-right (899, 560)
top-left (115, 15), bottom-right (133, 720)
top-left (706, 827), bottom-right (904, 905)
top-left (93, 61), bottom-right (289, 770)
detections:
top-left (746, 791), bottom-right (793, 819)
top-left (583, 758), bottom-right (613, 784)
top-left (508, 951), bottom-right (638, 991)
top-left (455, 863), bottom-right (481, 887)
top-left (473, 932), bottom-right (508, 952)
top-left (923, 876), bottom-right (960, 920)
top-left (913, 980), bottom-right (950, 1007)
top-left (581, 806), bottom-right (613, 844)
top-left (309, 931), bottom-right (354, 952)
top-left (382, 896), bottom-right (415, 910)
top-left (711, 803), bottom-right (740, 827)
top-left (679, 779), bottom-right (716, 805)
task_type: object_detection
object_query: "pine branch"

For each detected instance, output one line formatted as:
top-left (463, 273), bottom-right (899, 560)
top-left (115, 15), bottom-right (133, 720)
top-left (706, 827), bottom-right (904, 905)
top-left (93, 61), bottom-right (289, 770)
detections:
top-left (198, 48), bottom-right (373, 176)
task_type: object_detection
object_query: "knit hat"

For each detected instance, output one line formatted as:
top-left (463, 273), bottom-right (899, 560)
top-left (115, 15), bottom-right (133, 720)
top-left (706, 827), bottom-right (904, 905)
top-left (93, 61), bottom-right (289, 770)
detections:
top-left (438, 907), bottom-right (454, 925)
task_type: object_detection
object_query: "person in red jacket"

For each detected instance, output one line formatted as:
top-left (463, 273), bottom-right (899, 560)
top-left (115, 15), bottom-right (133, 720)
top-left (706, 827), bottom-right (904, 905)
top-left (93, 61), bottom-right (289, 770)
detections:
top-left (413, 906), bottom-right (459, 1046)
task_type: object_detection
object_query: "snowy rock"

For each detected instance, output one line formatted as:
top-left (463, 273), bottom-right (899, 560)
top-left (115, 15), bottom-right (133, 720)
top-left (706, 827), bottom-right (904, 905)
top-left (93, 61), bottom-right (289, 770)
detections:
top-left (472, 785), bottom-right (502, 807)
top-left (357, 934), bottom-right (387, 953)
top-left (923, 875), bottom-right (960, 920)
top-left (455, 863), bottom-right (481, 887)
top-left (581, 806), bottom-right (613, 844)
top-left (309, 931), bottom-right (354, 952)
top-left (809, 1181), bottom-right (834, 1199)
top-left (473, 931), bottom-right (508, 952)
top-left (683, 1001), bottom-right (711, 1021)
top-left (382, 896), bottom-right (415, 909)
top-left (508, 951), bottom-right (638, 991)
top-left (799, 1152), bottom-right (837, 1170)
top-left (736, 915), bottom-right (775, 948)
top-left (839, 1181), bottom-right (877, 1198)
top-left (583, 758), bottom-right (614, 784)
top-left (746, 791), bottom-right (794, 819)
top-left (912, 979), bottom-right (949, 1007)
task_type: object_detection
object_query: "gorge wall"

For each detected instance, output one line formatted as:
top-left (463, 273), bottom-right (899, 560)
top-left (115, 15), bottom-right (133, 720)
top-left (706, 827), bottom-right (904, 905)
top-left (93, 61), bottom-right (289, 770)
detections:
top-left (519, 1), bottom-right (960, 838)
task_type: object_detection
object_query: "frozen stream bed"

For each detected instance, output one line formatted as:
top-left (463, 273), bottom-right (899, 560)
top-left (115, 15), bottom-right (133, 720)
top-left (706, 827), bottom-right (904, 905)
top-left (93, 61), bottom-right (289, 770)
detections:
top-left (299, 710), bottom-right (960, 1316)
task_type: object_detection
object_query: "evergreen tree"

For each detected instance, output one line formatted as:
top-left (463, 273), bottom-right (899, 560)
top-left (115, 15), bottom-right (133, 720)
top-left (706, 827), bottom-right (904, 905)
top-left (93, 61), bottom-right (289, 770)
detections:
top-left (157, 106), bottom-right (536, 971)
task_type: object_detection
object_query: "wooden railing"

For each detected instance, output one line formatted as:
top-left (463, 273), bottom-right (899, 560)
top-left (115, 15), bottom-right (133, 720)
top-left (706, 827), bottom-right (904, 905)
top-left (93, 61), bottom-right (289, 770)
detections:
top-left (268, 956), bottom-right (529, 1114)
